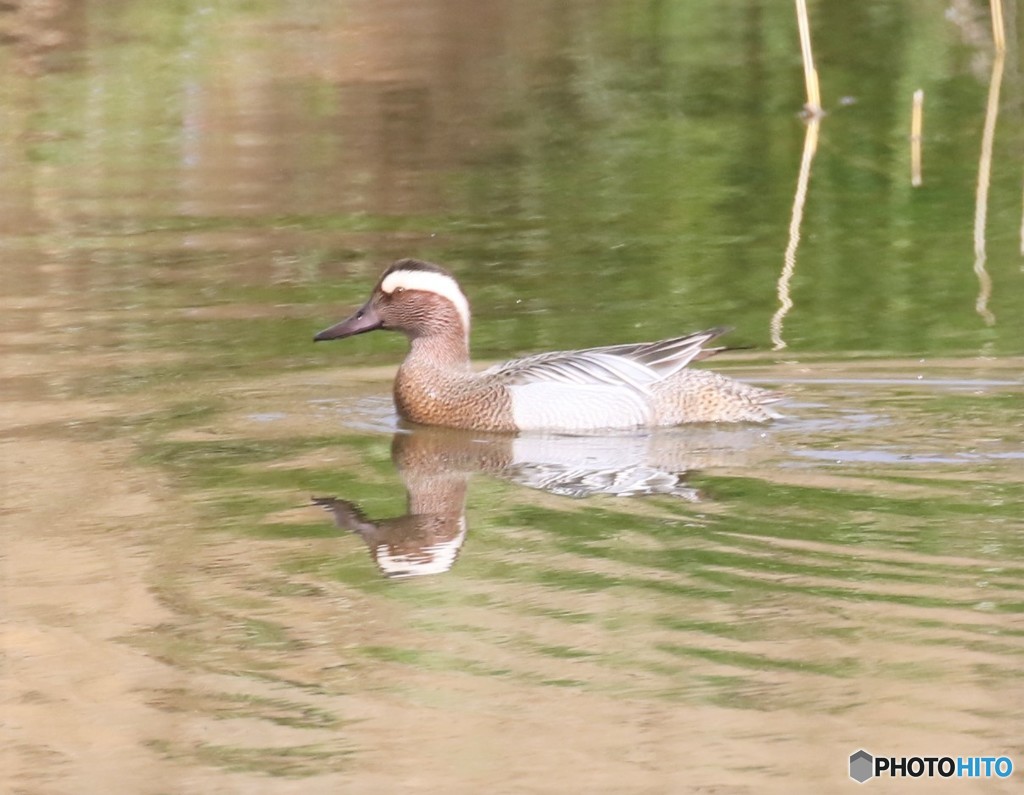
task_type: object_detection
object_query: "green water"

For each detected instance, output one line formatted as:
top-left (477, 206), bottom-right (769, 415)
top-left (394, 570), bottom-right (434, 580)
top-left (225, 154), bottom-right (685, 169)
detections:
top-left (2, 1), bottom-right (1022, 792)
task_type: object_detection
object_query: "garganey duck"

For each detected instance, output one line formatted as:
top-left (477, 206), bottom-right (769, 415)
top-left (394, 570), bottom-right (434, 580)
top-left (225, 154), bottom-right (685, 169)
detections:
top-left (314, 259), bottom-right (781, 432)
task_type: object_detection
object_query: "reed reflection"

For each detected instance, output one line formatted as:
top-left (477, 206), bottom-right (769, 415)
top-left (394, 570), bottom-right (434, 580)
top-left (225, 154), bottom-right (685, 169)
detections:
top-left (315, 424), bottom-right (775, 579)
top-left (972, 46), bottom-right (1003, 327)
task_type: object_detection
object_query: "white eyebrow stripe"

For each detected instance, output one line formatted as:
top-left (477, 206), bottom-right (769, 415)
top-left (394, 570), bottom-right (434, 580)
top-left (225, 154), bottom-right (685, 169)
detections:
top-left (380, 269), bottom-right (471, 338)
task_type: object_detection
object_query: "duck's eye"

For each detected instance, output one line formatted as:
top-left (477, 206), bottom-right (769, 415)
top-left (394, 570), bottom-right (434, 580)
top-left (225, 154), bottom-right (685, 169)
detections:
top-left (392, 287), bottom-right (405, 295)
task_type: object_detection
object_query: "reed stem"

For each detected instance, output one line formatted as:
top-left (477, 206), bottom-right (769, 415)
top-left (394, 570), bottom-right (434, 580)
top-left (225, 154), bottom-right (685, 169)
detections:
top-left (911, 90), bottom-right (923, 187)
top-left (990, 0), bottom-right (1005, 53)
top-left (795, 0), bottom-right (823, 116)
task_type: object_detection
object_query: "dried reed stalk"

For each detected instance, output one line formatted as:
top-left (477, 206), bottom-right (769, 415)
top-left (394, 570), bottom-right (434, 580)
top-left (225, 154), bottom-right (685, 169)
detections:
top-left (990, 0), bottom-right (1006, 53)
top-left (795, 0), bottom-right (822, 116)
top-left (911, 90), bottom-right (923, 187)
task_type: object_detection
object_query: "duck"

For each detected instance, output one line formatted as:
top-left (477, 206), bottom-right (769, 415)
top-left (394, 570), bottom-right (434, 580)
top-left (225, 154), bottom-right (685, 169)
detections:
top-left (314, 258), bottom-right (781, 432)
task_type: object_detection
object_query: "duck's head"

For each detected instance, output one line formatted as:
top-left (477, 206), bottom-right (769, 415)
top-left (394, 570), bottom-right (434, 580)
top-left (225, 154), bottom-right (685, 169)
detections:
top-left (314, 259), bottom-right (471, 344)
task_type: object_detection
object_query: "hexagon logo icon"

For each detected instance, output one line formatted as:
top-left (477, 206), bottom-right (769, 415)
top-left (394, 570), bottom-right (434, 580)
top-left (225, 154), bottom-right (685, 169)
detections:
top-left (849, 750), bottom-right (874, 783)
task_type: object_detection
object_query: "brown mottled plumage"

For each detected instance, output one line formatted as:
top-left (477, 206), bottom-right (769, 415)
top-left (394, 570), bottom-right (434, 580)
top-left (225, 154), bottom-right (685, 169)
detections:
top-left (314, 259), bottom-right (781, 432)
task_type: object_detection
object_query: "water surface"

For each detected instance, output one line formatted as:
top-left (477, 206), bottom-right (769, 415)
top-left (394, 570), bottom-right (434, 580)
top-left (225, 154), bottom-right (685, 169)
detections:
top-left (2, 1), bottom-right (1022, 792)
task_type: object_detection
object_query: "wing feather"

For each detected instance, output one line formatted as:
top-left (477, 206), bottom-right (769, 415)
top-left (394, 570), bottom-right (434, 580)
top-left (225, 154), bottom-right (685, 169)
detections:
top-left (482, 327), bottom-right (730, 392)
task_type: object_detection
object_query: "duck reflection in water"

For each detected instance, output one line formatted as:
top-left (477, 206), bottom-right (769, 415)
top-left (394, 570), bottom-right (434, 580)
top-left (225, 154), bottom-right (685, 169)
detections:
top-left (314, 424), bottom-right (773, 579)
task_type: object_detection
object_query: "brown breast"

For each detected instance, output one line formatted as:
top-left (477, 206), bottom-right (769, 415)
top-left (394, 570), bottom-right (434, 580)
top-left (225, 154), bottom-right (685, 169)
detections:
top-left (394, 367), bottom-right (517, 432)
